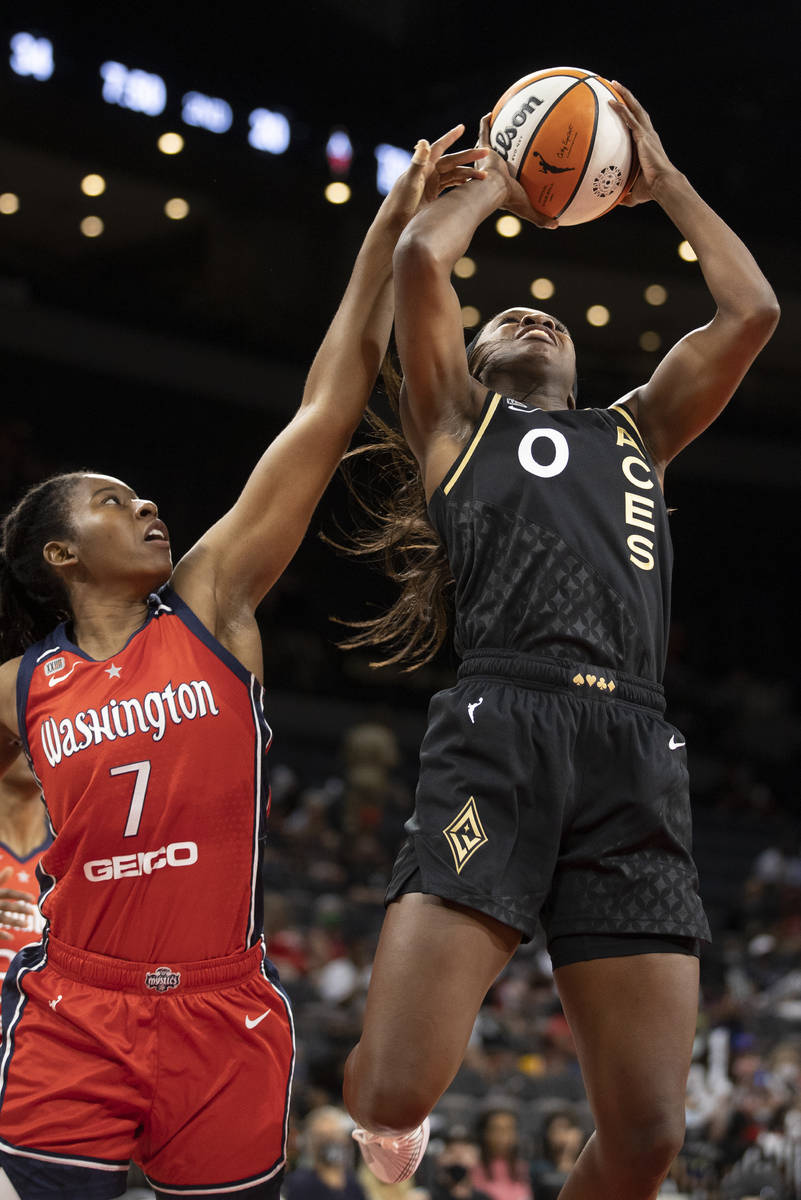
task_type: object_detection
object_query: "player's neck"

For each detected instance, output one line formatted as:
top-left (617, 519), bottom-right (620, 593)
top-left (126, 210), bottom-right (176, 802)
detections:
top-left (0, 796), bottom-right (48, 857)
top-left (485, 370), bottom-right (572, 411)
top-left (67, 591), bottom-right (151, 661)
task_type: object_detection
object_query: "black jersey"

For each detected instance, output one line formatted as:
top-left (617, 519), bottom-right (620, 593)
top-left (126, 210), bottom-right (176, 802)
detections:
top-left (428, 391), bottom-right (672, 682)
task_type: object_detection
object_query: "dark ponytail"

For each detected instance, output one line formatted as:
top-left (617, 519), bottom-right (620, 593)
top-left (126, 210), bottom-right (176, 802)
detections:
top-left (0, 473), bottom-right (85, 661)
top-left (327, 354), bottom-right (456, 672)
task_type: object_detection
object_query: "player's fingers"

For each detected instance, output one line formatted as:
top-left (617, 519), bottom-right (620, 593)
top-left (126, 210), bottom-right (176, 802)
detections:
top-left (477, 113), bottom-right (492, 147)
top-left (411, 138), bottom-right (432, 168)
top-left (437, 167), bottom-right (488, 190)
top-left (611, 82), bottom-right (650, 124)
top-left (0, 890), bottom-right (34, 904)
top-left (437, 146), bottom-right (489, 168)
top-left (0, 868), bottom-right (11, 886)
top-left (609, 98), bottom-right (637, 130)
top-left (0, 913), bottom-right (28, 928)
top-left (428, 124), bottom-right (466, 161)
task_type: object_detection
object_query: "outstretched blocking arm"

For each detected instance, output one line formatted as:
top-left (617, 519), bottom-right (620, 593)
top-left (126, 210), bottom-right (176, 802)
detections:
top-left (612, 84), bottom-right (779, 474)
top-left (173, 130), bottom-right (487, 629)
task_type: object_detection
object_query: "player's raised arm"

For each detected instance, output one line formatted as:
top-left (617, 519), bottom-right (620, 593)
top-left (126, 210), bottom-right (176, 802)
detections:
top-left (173, 128), bottom-right (487, 619)
top-left (610, 84), bottom-right (779, 474)
top-left (392, 116), bottom-right (553, 490)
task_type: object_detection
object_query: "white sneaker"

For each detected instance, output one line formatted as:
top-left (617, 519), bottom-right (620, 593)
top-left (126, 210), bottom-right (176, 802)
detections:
top-left (352, 1117), bottom-right (430, 1183)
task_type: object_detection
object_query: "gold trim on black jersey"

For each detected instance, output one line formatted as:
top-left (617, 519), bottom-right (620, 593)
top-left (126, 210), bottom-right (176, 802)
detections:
top-left (610, 402), bottom-right (649, 458)
top-left (443, 393), bottom-right (502, 496)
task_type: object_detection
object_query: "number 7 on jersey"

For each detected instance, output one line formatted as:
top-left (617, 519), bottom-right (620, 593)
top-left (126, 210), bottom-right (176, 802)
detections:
top-left (110, 761), bottom-right (152, 837)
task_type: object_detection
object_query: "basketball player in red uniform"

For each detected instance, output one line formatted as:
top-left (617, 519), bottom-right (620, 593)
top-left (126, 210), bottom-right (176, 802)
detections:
top-left (0, 129), bottom-right (488, 1200)
top-left (341, 87), bottom-right (779, 1200)
top-left (0, 758), bottom-right (50, 987)
top-left (0, 759), bottom-right (47, 1046)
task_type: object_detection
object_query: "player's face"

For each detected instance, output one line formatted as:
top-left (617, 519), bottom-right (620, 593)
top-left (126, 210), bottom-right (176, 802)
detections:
top-left (472, 308), bottom-right (576, 402)
top-left (57, 473), bottom-right (172, 589)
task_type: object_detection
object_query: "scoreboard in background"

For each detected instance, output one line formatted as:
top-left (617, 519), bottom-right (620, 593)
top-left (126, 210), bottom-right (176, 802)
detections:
top-left (7, 29), bottom-right (410, 193)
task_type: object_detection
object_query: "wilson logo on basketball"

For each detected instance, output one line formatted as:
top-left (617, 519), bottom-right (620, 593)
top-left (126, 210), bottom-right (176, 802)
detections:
top-left (489, 66), bottom-right (636, 225)
top-left (145, 967), bottom-right (181, 992)
top-left (492, 93), bottom-right (543, 161)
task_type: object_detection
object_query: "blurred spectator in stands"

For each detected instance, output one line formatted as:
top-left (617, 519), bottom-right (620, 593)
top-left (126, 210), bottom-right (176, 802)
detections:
top-left (284, 1106), bottom-right (366, 1200)
top-left (719, 1148), bottom-right (789, 1198)
top-left (471, 1106), bottom-right (531, 1200)
top-left (528, 1108), bottom-right (586, 1198)
top-left (527, 1104), bottom-right (585, 1190)
top-left (264, 892), bottom-right (309, 982)
top-left (340, 721), bottom-right (410, 850)
top-left (427, 1127), bottom-right (491, 1200)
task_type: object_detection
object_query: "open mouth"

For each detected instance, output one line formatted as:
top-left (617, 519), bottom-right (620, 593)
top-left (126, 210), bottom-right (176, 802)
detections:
top-left (144, 521), bottom-right (170, 545)
top-left (518, 327), bottom-right (555, 345)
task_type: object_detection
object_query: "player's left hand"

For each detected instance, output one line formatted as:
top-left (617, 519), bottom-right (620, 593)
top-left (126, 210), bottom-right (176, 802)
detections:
top-left (0, 865), bottom-right (35, 939)
top-left (476, 114), bottom-right (558, 228)
top-left (608, 82), bottom-right (678, 206)
top-left (383, 124), bottom-right (489, 229)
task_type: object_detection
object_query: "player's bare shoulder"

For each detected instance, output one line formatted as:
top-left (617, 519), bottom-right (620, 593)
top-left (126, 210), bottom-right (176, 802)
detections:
top-left (0, 656), bottom-right (22, 741)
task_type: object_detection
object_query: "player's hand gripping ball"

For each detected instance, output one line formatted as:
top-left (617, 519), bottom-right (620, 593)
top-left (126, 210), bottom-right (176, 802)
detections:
top-left (489, 67), bottom-right (639, 226)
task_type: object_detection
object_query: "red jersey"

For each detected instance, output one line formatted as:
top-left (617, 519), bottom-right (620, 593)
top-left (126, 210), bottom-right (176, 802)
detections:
top-left (16, 587), bottom-right (271, 963)
top-left (0, 833), bottom-right (50, 983)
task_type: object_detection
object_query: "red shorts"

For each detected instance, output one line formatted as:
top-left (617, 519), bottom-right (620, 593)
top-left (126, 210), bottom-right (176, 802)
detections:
top-left (0, 934), bottom-right (294, 1195)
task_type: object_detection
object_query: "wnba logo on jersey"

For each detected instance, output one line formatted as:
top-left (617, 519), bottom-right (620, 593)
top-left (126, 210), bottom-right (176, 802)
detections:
top-left (39, 678), bottom-right (220, 767)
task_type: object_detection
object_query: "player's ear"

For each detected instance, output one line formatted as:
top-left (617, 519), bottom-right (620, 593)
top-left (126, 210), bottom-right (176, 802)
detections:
top-left (43, 540), bottom-right (79, 569)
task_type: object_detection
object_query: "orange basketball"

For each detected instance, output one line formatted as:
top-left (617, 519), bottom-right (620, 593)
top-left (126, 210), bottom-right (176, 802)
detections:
top-left (489, 67), bottom-right (638, 226)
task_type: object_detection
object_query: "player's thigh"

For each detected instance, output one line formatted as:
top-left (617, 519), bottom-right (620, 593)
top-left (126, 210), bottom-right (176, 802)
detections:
top-left (143, 970), bottom-right (293, 1193)
top-left (0, 1158), bottom-right (127, 1200)
top-left (357, 892), bottom-right (520, 1083)
top-left (554, 952), bottom-right (698, 1137)
top-left (0, 952), bottom-right (145, 1175)
top-left (153, 1175), bottom-right (282, 1200)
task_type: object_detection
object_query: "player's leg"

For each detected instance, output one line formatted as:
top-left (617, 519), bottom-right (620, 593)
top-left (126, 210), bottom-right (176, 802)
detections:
top-left (153, 1180), bottom-right (281, 1200)
top-left (143, 957), bottom-right (294, 1197)
top-left (553, 951), bottom-right (699, 1200)
top-left (0, 1158), bottom-right (127, 1200)
top-left (343, 891), bottom-right (521, 1133)
top-left (0, 1172), bottom-right (21, 1200)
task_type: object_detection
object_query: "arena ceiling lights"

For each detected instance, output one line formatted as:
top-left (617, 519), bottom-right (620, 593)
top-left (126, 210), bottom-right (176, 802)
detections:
top-left (8, 30), bottom-right (411, 193)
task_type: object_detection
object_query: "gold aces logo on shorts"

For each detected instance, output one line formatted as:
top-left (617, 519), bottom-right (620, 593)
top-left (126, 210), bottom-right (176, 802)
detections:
top-left (443, 796), bottom-right (488, 873)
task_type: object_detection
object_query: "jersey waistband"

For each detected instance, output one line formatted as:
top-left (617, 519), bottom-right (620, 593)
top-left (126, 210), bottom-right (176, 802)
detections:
top-left (45, 934), bottom-right (264, 994)
top-left (457, 650), bottom-right (665, 713)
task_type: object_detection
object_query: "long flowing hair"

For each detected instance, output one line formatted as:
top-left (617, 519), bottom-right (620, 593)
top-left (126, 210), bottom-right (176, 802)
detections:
top-left (329, 322), bottom-right (573, 673)
top-left (328, 353), bottom-right (458, 673)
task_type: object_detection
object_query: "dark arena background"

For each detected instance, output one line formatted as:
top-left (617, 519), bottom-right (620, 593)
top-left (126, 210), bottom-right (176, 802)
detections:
top-left (1, 2), bottom-right (799, 1197)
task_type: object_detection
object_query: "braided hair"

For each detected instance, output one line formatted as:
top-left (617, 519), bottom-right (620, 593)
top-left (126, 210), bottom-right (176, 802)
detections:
top-left (0, 473), bottom-right (86, 661)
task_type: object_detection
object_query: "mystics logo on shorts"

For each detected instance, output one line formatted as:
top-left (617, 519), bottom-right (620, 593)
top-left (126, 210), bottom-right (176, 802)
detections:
top-left (443, 796), bottom-right (488, 874)
top-left (145, 967), bottom-right (181, 992)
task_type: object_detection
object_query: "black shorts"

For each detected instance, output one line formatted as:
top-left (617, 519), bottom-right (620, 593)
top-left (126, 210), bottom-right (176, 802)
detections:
top-left (386, 653), bottom-right (710, 949)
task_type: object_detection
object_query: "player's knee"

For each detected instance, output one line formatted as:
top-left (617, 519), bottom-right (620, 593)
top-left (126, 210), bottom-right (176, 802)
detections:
top-left (601, 1109), bottom-right (685, 1183)
top-left (631, 1116), bottom-right (684, 1178)
top-left (352, 1081), bottom-right (430, 1133)
top-left (344, 1043), bottom-right (433, 1132)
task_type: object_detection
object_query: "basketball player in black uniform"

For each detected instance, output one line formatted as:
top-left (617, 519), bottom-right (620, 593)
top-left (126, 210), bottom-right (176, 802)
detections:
top-left (343, 85), bottom-right (779, 1200)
